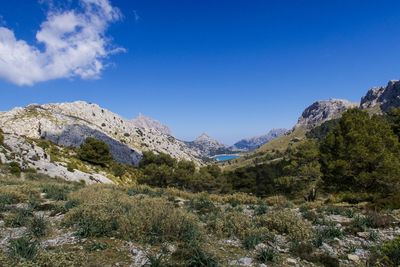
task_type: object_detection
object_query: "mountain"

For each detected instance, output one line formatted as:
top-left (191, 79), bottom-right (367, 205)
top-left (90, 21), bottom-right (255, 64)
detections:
top-left (295, 99), bottom-right (358, 129)
top-left (131, 114), bottom-right (172, 135)
top-left (185, 133), bottom-right (231, 157)
top-left (231, 128), bottom-right (288, 151)
top-left (0, 101), bottom-right (202, 182)
top-left (360, 80), bottom-right (400, 112)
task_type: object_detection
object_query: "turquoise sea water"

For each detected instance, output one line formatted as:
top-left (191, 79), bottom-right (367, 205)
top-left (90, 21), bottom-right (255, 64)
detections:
top-left (213, 155), bottom-right (240, 161)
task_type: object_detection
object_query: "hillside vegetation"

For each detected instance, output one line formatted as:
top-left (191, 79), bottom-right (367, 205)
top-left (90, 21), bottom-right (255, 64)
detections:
top-left (1, 108), bottom-right (400, 266)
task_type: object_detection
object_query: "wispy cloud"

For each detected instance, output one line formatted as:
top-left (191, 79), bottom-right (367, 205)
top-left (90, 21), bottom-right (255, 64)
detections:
top-left (0, 0), bottom-right (123, 86)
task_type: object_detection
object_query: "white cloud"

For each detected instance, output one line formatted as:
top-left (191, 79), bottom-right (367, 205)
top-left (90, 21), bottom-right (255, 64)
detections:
top-left (0, 0), bottom-right (123, 86)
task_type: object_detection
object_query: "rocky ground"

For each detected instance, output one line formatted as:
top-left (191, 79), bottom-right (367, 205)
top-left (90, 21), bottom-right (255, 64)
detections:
top-left (0, 167), bottom-right (399, 266)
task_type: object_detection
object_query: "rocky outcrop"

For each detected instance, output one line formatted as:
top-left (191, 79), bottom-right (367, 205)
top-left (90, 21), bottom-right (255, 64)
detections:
top-left (295, 99), bottom-right (358, 129)
top-left (0, 133), bottom-right (112, 184)
top-left (185, 133), bottom-right (230, 157)
top-left (231, 129), bottom-right (288, 151)
top-left (131, 114), bottom-right (171, 135)
top-left (0, 101), bottom-right (202, 166)
top-left (360, 80), bottom-right (400, 112)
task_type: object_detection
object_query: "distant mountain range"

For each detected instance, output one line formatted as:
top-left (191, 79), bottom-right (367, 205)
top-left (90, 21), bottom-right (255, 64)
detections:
top-left (231, 129), bottom-right (288, 151)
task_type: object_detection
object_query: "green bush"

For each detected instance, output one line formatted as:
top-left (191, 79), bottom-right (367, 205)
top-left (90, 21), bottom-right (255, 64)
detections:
top-left (8, 162), bottom-right (21, 176)
top-left (378, 236), bottom-right (400, 266)
top-left (183, 245), bottom-right (218, 267)
top-left (28, 215), bottom-right (48, 237)
top-left (5, 208), bottom-right (33, 227)
top-left (241, 228), bottom-right (274, 250)
top-left (7, 236), bottom-right (38, 261)
top-left (257, 209), bottom-right (313, 241)
top-left (78, 137), bottom-right (112, 166)
top-left (313, 225), bottom-right (343, 247)
top-left (188, 194), bottom-right (218, 215)
top-left (349, 215), bottom-right (373, 232)
top-left (63, 185), bottom-right (202, 244)
top-left (41, 184), bottom-right (72, 201)
top-left (256, 247), bottom-right (278, 264)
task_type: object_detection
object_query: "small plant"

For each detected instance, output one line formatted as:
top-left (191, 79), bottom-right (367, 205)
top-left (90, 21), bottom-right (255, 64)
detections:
top-left (8, 161), bottom-right (21, 176)
top-left (254, 203), bottom-right (268, 215)
top-left (85, 241), bottom-right (109, 251)
top-left (258, 209), bottom-right (313, 241)
top-left (290, 241), bottom-right (314, 261)
top-left (41, 184), bottom-right (71, 201)
top-left (256, 247), bottom-right (277, 263)
top-left (28, 215), bottom-right (48, 237)
top-left (145, 252), bottom-right (168, 267)
top-left (8, 236), bottom-right (38, 261)
top-left (368, 230), bottom-right (380, 241)
top-left (378, 236), bottom-right (400, 266)
top-left (242, 234), bottom-right (263, 250)
top-left (313, 225), bottom-right (343, 247)
top-left (5, 208), bottom-right (33, 227)
top-left (186, 245), bottom-right (218, 267)
top-left (188, 194), bottom-right (217, 214)
top-left (350, 215), bottom-right (373, 232)
top-left (0, 193), bottom-right (19, 205)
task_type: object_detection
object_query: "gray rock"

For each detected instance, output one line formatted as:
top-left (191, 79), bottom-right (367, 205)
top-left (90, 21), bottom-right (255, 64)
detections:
top-left (360, 80), bottom-right (400, 112)
top-left (295, 99), bottom-right (358, 129)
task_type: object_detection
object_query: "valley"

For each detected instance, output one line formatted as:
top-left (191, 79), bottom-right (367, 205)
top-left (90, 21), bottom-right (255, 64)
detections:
top-left (1, 80), bottom-right (400, 266)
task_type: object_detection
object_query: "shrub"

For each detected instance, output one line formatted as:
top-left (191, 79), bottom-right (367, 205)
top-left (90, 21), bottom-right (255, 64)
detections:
top-left (378, 236), bottom-right (400, 266)
top-left (241, 228), bottom-right (274, 250)
top-left (5, 208), bottom-right (33, 227)
top-left (313, 226), bottom-right (343, 247)
top-left (290, 241), bottom-right (314, 261)
top-left (35, 250), bottom-right (86, 267)
top-left (254, 203), bottom-right (269, 216)
top-left (256, 247), bottom-right (278, 264)
top-left (349, 215), bottom-right (373, 232)
top-left (111, 163), bottom-right (126, 177)
top-left (183, 245), bottom-right (218, 267)
top-left (207, 210), bottom-right (253, 239)
top-left (258, 209), bottom-right (313, 241)
top-left (7, 236), bottom-right (38, 261)
top-left (188, 194), bottom-right (218, 215)
top-left (28, 215), bottom-right (48, 237)
top-left (78, 137), bottom-right (112, 166)
top-left (63, 185), bottom-right (202, 244)
top-left (8, 161), bottom-right (21, 176)
top-left (85, 241), bottom-right (109, 252)
top-left (41, 184), bottom-right (72, 201)
top-left (145, 252), bottom-right (169, 267)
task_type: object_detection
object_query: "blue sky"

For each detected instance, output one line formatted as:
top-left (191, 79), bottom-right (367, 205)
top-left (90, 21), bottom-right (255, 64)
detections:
top-left (1, 0), bottom-right (400, 144)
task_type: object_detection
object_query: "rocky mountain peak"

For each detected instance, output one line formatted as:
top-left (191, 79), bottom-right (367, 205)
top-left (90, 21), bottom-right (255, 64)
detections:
top-left (360, 80), bottom-right (400, 112)
top-left (0, 101), bottom-right (202, 168)
top-left (296, 99), bottom-right (358, 129)
top-left (131, 114), bottom-right (171, 135)
top-left (195, 133), bottom-right (213, 142)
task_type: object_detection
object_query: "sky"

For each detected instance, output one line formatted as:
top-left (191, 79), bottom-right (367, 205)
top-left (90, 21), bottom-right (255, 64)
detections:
top-left (1, 0), bottom-right (400, 144)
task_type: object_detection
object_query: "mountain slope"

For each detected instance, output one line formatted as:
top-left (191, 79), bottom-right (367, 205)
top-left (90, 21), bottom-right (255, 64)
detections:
top-left (295, 99), bottom-right (358, 129)
top-left (0, 101), bottom-right (202, 182)
top-left (360, 80), bottom-right (400, 112)
top-left (131, 114), bottom-right (172, 135)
